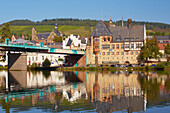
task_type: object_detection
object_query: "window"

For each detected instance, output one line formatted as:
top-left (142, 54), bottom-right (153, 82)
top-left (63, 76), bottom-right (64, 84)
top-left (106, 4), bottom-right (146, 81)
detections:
top-left (94, 38), bottom-right (99, 42)
top-left (131, 52), bottom-right (133, 55)
top-left (163, 45), bottom-right (165, 47)
top-left (136, 52), bottom-right (138, 55)
top-left (112, 45), bottom-right (115, 49)
top-left (42, 56), bottom-right (44, 60)
top-left (131, 44), bottom-right (134, 48)
top-left (107, 37), bottom-right (110, 41)
top-left (136, 38), bottom-right (139, 41)
top-left (125, 38), bottom-right (129, 41)
top-left (131, 38), bottom-right (134, 41)
top-left (136, 44), bottom-right (142, 48)
top-left (32, 57), bottom-right (34, 61)
top-left (126, 52), bottom-right (129, 55)
top-left (102, 45), bottom-right (110, 49)
top-left (36, 57), bottom-right (38, 60)
top-left (112, 52), bottom-right (114, 55)
top-left (125, 44), bottom-right (129, 48)
top-left (103, 52), bottom-right (105, 55)
top-left (107, 52), bottom-right (110, 55)
top-left (116, 38), bottom-right (121, 41)
top-left (117, 52), bottom-right (119, 55)
top-left (103, 38), bottom-right (106, 41)
top-left (121, 52), bottom-right (124, 55)
top-left (121, 44), bottom-right (124, 49)
top-left (116, 44), bottom-right (119, 49)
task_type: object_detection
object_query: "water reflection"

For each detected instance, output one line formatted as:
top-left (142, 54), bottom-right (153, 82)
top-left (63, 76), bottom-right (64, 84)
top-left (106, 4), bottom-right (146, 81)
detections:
top-left (0, 70), bottom-right (169, 112)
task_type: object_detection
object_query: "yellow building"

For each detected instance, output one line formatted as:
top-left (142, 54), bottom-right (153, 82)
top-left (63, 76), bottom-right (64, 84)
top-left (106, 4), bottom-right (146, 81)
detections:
top-left (86, 18), bottom-right (147, 65)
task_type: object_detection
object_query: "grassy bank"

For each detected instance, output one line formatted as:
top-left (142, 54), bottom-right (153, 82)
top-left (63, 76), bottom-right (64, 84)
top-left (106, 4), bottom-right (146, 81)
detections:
top-left (0, 66), bottom-right (8, 70)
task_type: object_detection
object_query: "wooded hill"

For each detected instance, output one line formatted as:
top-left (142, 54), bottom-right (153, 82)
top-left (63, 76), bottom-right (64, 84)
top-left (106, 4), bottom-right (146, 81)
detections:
top-left (0, 18), bottom-right (170, 37)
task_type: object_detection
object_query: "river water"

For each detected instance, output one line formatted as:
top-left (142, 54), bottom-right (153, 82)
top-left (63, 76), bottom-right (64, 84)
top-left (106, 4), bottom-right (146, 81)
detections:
top-left (0, 70), bottom-right (170, 113)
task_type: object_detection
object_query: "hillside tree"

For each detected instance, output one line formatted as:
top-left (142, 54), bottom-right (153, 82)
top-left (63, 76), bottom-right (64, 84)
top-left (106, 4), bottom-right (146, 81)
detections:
top-left (1, 22), bottom-right (11, 42)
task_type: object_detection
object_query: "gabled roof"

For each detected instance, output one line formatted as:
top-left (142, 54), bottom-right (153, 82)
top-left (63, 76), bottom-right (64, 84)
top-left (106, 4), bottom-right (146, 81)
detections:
top-left (109, 25), bottom-right (144, 42)
top-left (156, 36), bottom-right (170, 40)
top-left (66, 38), bottom-right (72, 46)
top-left (36, 33), bottom-right (50, 40)
top-left (54, 28), bottom-right (62, 37)
top-left (91, 20), bottom-right (112, 37)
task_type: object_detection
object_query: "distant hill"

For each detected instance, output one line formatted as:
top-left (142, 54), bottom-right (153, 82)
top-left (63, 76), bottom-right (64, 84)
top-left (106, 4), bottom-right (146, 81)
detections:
top-left (1, 18), bottom-right (170, 37)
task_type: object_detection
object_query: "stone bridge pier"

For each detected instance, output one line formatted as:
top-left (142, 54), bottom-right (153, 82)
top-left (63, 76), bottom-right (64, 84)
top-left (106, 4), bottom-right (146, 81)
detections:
top-left (8, 52), bottom-right (27, 71)
top-left (65, 55), bottom-right (86, 67)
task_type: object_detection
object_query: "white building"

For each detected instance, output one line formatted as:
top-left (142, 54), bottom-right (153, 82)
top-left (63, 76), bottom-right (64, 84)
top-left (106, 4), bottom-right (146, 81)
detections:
top-left (62, 34), bottom-right (87, 50)
top-left (27, 52), bottom-right (66, 66)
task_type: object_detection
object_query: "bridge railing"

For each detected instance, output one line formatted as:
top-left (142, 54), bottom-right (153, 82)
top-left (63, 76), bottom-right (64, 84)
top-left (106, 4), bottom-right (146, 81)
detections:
top-left (0, 43), bottom-right (49, 50)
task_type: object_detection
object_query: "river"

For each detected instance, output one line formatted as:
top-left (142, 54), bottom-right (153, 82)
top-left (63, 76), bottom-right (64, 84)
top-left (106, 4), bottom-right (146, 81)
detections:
top-left (0, 70), bottom-right (170, 113)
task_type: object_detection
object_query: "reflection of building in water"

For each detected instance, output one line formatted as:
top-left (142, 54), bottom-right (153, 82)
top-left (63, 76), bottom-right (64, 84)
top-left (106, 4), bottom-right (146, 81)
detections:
top-left (86, 72), bottom-right (142, 101)
top-left (61, 83), bottom-right (88, 102)
top-left (7, 71), bottom-right (65, 90)
top-left (86, 72), bottom-right (145, 112)
top-left (0, 71), bottom-right (7, 88)
top-left (27, 71), bottom-right (65, 88)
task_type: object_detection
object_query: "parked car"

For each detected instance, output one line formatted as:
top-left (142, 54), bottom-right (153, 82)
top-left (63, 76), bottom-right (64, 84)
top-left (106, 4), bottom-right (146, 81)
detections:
top-left (140, 64), bottom-right (145, 66)
top-left (99, 65), bottom-right (103, 67)
top-left (150, 64), bottom-right (156, 67)
top-left (110, 65), bottom-right (115, 67)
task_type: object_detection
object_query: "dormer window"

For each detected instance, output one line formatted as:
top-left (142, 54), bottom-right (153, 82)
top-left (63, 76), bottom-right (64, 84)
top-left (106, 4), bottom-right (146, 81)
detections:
top-left (116, 38), bottom-right (121, 41)
top-left (125, 38), bottom-right (129, 41)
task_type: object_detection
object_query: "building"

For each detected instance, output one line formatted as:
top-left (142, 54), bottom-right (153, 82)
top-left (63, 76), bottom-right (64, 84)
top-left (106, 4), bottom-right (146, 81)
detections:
top-left (32, 20), bottom-right (62, 45)
top-left (62, 34), bottom-right (87, 50)
top-left (156, 35), bottom-right (170, 54)
top-left (86, 18), bottom-right (146, 65)
top-left (27, 52), bottom-right (65, 66)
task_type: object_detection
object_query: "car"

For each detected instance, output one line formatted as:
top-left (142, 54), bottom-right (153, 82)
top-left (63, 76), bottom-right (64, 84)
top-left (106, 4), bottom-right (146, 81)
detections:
top-left (128, 64), bottom-right (133, 67)
top-left (110, 65), bottom-right (115, 67)
top-left (150, 64), bottom-right (156, 67)
top-left (99, 65), bottom-right (103, 67)
top-left (140, 64), bottom-right (145, 66)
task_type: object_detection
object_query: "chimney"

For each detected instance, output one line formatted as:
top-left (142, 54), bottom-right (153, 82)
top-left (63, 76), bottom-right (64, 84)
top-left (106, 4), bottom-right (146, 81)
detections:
top-left (122, 17), bottom-right (124, 26)
top-left (128, 18), bottom-right (132, 28)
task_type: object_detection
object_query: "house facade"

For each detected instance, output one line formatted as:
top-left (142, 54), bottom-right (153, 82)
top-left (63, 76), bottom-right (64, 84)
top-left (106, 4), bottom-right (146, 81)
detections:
top-left (86, 18), bottom-right (147, 65)
top-left (32, 20), bottom-right (62, 45)
top-left (156, 35), bottom-right (170, 54)
top-left (63, 34), bottom-right (87, 50)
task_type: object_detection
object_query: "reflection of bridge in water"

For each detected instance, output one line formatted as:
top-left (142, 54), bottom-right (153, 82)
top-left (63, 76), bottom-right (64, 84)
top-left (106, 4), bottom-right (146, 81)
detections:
top-left (0, 71), bottom-right (152, 113)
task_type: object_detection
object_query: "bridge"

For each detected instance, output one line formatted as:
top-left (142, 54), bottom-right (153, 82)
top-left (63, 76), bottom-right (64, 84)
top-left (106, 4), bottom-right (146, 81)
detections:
top-left (0, 40), bottom-right (86, 70)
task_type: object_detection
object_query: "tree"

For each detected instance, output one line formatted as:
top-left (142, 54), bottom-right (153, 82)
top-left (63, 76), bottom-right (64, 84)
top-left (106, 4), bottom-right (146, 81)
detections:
top-left (165, 44), bottom-right (170, 55)
top-left (53, 36), bottom-right (64, 42)
top-left (139, 36), bottom-right (162, 63)
top-left (1, 22), bottom-right (11, 42)
top-left (165, 44), bottom-right (170, 62)
top-left (42, 58), bottom-right (51, 67)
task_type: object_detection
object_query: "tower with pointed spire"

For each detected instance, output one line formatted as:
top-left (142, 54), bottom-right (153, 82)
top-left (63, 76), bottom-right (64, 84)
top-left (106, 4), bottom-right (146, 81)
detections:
top-left (55, 19), bottom-right (58, 30)
top-left (109, 17), bottom-right (115, 27)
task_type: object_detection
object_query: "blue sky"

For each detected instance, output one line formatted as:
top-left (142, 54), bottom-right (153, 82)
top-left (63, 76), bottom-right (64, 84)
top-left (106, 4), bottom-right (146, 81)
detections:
top-left (0, 0), bottom-right (170, 24)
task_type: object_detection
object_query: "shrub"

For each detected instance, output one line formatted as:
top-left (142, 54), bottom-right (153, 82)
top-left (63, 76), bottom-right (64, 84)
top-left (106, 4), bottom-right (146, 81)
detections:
top-left (31, 62), bottom-right (38, 67)
top-left (58, 58), bottom-right (63, 61)
top-left (42, 58), bottom-right (51, 67)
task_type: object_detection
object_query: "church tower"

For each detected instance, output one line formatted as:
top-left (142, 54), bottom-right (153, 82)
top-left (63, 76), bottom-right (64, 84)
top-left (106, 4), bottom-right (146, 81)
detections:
top-left (32, 27), bottom-right (37, 40)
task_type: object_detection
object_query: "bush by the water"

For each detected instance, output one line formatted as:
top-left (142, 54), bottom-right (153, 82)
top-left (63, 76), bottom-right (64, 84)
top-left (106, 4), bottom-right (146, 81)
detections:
top-left (42, 58), bottom-right (51, 67)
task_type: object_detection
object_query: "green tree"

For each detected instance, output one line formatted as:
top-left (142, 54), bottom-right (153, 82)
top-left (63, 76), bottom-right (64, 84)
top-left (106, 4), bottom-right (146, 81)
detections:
top-left (165, 44), bottom-right (170, 55)
top-left (53, 36), bottom-right (65, 42)
top-left (139, 36), bottom-right (162, 63)
top-left (42, 58), bottom-right (51, 67)
top-left (1, 22), bottom-right (11, 42)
